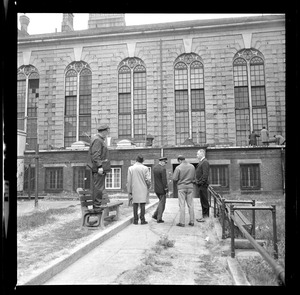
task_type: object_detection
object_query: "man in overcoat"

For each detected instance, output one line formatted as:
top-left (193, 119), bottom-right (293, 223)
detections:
top-left (152, 157), bottom-right (168, 223)
top-left (194, 149), bottom-right (210, 222)
top-left (127, 155), bottom-right (151, 225)
top-left (87, 125), bottom-right (111, 208)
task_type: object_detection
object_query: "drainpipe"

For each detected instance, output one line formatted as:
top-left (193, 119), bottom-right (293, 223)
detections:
top-left (246, 62), bottom-right (253, 132)
top-left (159, 39), bottom-right (164, 146)
top-left (281, 147), bottom-right (285, 193)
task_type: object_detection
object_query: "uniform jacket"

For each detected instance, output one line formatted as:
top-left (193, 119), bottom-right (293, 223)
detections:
top-left (195, 158), bottom-right (210, 187)
top-left (127, 162), bottom-right (151, 203)
top-left (153, 163), bottom-right (168, 195)
top-left (87, 134), bottom-right (110, 173)
top-left (172, 161), bottom-right (195, 190)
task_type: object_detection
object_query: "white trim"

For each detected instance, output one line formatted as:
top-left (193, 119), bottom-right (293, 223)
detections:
top-left (237, 159), bottom-right (262, 164)
top-left (43, 163), bottom-right (67, 167)
top-left (209, 160), bottom-right (231, 165)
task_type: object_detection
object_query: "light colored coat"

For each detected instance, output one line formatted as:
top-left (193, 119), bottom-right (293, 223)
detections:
top-left (127, 162), bottom-right (151, 203)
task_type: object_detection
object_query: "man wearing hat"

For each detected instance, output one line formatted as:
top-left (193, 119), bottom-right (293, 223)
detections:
top-left (152, 157), bottom-right (169, 223)
top-left (87, 124), bottom-right (111, 208)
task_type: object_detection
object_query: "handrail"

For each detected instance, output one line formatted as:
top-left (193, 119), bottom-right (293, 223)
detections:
top-left (207, 185), bottom-right (285, 285)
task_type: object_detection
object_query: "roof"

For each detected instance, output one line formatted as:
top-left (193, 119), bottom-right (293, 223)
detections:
top-left (18, 15), bottom-right (285, 44)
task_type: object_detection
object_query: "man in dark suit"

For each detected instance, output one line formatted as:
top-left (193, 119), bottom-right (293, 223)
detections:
top-left (152, 157), bottom-right (168, 223)
top-left (87, 125), bottom-right (111, 208)
top-left (194, 149), bottom-right (210, 222)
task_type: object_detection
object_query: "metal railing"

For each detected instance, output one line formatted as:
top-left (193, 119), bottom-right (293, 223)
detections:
top-left (208, 185), bottom-right (285, 285)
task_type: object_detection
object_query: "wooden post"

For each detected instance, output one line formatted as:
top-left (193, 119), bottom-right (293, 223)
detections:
top-left (34, 144), bottom-right (39, 208)
top-left (28, 163), bottom-right (31, 200)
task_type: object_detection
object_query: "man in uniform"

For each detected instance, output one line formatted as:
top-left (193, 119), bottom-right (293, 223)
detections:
top-left (152, 157), bottom-right (168, 223)
top-left (87, 125), bottom-right (111, 208)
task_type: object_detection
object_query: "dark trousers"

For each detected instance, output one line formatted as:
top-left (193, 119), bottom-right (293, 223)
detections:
top-left (198, 185), bottom-right (210, 218)
top-left (133, 203), bottom-right (146, 223)
top-left (152, 194), bottom-right (166, 221)
top-left (92, 173), bottom-right (107, 207)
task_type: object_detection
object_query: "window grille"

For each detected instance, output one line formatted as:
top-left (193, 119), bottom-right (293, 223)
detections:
top-left (45, 167), bottom-right (63, 191)
top-left (233, 49), bottom-right (267, 146)
top-left (240, 164), bottom-right (260, 190)
top-left (17, 65), bottom-right (39, 150)
top-left (174, 53), bottom-right (206, 145)
top-left (105, 167), bottom-right (121, 189)
top-left (64, 61), bottom-right (92, 147)
top-left (209, 165), bottom-right (229, 188)
top-left (118, 58), bottom-right (147, 141)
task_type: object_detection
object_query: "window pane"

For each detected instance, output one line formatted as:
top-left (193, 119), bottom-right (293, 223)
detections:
top-left (134, 113), bottom-right (146, 139)
top-left (191, 89), bottom-right (205, 110)
top-left (235, 109), bottom-right (250, 146)
top-left (209, 165), bottom-right (229, 187)
top-left (240, 165), bottom-right (260, 189)
top-left (118, 71), bottom-right (131, 93)
top-left (119, 93), bottom-right (131, 113)
top-left (192, 111), bottom-right (206, 145)
top-left (175, 111), bottom-right (189, 145)
top-left (233, 64), bottom-right (248, 87)
top-left (175, 65), bottom-right (188, 90)
top-left (190, 63), bottom-right (204, 89)
top-left (64, 117), bottom-right (76, 146)
top-left (251, 86), bottom-right (266, 107)
top-left (175, 90), bottom-right (188, 111)
top-left (105, 168), bottom-right (121, 189)
top-left (118, 114), bottom-right (131, 138)
top-left (65, 75), bottom-right (77, 96)
top-left (79, 116), bottom-right (91, 142)
top-left (17, 79), bottom-right (26, 130)
top-left (46, 168), bottom-right (63, 190)
top-left (234, 87), bottom-right (249, 109)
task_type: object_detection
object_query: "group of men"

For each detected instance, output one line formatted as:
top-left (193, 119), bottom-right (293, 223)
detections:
top-left (87, 125), bottom-right (210, 226)
top-left (249, 126), bottom-right (285, 146)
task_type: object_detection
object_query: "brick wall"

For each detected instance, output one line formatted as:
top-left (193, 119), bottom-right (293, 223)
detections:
top-left (24, 146), bottom-right (284, 195)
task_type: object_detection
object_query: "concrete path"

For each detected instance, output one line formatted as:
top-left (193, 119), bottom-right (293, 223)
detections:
top-left (44, 198), bottom-right (236, 285)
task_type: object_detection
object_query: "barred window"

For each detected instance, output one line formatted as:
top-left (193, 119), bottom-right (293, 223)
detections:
top-left (174, 53), bottom-right (206, 145)
top-left (64, 61), bottom-right (92, 147)
top-left (73, 166), bottom-right (92, 191)
top-left (105, 167), bottom-right (121, 189)
top-left (209, 165), bottom-right (229, 188)
top-left (17, 65), bottom-right (39, 150)
top-left (118, 58), bottom-right (147, 141)
top-left (45, 167), bottom-right (63, 191)
top-left (240, 164), bottom-right (260, 190)
top-left (233, 49), bottom-right (267, 146)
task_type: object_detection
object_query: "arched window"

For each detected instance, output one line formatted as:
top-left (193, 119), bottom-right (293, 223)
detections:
top-left (118, 57), bottom-right (147, 143)
top-left (174, 53), bottom-right (206, 145)
top-left (233, 49), bottom-right (267, 146)
top-left (64, 61), bottom-right (92, 147)
top-left (17, 65), bottom-right (39, 150)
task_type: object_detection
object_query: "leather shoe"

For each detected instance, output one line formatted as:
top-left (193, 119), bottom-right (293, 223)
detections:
top-left (157, 220), bottom-right (164, 223)
top-left (188, 222), bottom-right (194, 226)
top-left (133, 221), bottom-right (138, 225)
top-left (196, 218), bottom-right (205, 222)
top-left (152, 215), bottom-right (157, 220)
top-left (176, 223), bottom-right (185, 227)
top-left (141, 221), bottom-right (148, 225)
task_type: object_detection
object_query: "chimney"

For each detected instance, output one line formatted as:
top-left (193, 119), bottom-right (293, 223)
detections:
top-left (61, 13), bottom-right (74, 32)
top-left (88, 14), bottom-right (125, 29)
top-left (19, 14), bottom-right (30, 34)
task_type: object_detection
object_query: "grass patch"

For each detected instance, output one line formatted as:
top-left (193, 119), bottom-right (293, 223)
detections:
top-left (156, 234), bottom-right (175, 249)
top-left (222, 193), bottom-right (285, 285)
top-left (18, 207), bottom-right (77, 231)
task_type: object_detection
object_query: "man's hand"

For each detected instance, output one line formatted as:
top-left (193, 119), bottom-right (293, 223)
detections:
top-left (98, 167), bottom-right (104, 175)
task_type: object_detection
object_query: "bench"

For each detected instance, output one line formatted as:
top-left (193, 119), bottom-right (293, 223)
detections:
top-left (76, 188), bottom-right (123, 229)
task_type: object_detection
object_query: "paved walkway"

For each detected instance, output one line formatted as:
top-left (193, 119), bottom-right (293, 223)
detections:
top-left (43, 198), bottom-right (236, 285)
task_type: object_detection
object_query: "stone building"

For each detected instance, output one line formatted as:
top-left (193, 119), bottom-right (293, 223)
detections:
top-left (17, 13), bottom-right (285, 196)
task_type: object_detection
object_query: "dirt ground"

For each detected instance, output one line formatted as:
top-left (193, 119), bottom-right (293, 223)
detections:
top-left (17, 198), bottom-right (132, 285)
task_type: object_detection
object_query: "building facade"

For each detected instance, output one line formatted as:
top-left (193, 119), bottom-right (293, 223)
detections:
top-left (17, 14), bottom-right (286, 196)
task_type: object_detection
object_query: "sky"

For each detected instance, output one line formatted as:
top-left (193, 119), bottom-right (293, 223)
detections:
top-left (16, 13), bottom-right (274, 35)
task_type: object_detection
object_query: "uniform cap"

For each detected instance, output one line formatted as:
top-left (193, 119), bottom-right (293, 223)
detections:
top-left (159, 157), bottom-right (168, 162)
top-left (97, 124), bottom-right (110, 131)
